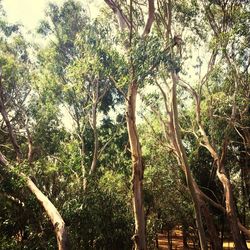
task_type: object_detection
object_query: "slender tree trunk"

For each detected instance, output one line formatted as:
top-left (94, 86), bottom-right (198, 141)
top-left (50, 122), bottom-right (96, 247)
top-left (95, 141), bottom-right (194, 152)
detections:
top-left (103, 2), bottom-right (155, 249)
top-left (190, 181), bottom-right (221, 250)
top-left (197, 125), bottom-right (248, 249)
top-left (216, 165), bottom-right (247, 250)
top-left (200, 199), bottom-right (221, 250)
top-left (202, 5), bottom-right (249, 248)
top-left (126, 80), bottom-right (146, 250)
top-left (170, 72), bottom-right (207, 250)
top-left (182, 224), bottom-right (189, 249)
top-left (89, 101), bottom-right (98, 174)
top-left (167, 229), bottom-right (172, 250)
top-left (0, 155), bottom-right (70, 250)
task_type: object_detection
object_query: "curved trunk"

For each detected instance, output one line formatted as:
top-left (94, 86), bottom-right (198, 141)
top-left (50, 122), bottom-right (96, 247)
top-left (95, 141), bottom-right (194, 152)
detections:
top-left (170, 72), bottom-right (207, 250)
top-left (0, 156), bottom-right (70, 250)
top-left (198, 125), bottom-right (248, 249)
top-left (26, 176), bottom-right (69, 250)
top-left (0, 78), bottom-right (69, 250)
top-left (126, 81), bottom-right (146, 250)
top-left (216, 166), bottom-right (247, 250)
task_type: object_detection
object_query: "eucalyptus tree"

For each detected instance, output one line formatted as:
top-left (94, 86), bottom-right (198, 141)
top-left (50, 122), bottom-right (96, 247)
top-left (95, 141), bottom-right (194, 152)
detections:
top-left (139, 118), bottom-right (196, 248)
top-left (103, 1), bottom-right (157, 249)
top-left (0, 19), bottom-right (69, 250)
top-left (200, 3), bottom-right (250, 247)
top-left (37, 1), bottom-right (124, 188)
top-left (140, 0), bottom-right (250, 249)
top-left (103, 0), bottom-right (215, 248)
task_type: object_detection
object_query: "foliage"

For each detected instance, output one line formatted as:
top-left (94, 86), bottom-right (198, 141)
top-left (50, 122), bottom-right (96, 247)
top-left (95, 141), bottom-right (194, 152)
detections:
top-left (0, 0), bottom-right (249, 249)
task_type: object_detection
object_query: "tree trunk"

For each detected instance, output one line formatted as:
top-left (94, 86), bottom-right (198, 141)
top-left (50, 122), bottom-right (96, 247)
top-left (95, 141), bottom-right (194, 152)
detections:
top-left (0, 77), bottom-right (69, 250)
top-left (103, 2), bottom-right (155, 249)
top-left (89, 101), bottom-right (98, 174)
top-left (170, 72), bottom-right (207, 250)
top-left (198, 129), bottom-right (248, 249)
top-left (182, 224), bottom-right (189, 249)
top-left (200, 199), bottom-right (221, 250)
top-left (167, 229), bottom-right (172, 250)
top-left (126, 81), bottom-right (146, 250)
top-left (0, 154), bottom-right (70, 250)
top-left (216, 166), bottom-right (247, 250)
top-left (25, 176), bottom-right (70, 250)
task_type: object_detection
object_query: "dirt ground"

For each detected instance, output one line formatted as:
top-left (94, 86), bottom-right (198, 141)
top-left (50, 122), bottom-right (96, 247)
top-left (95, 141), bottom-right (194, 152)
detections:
top-left (157, 229), bottom-right (250, 250)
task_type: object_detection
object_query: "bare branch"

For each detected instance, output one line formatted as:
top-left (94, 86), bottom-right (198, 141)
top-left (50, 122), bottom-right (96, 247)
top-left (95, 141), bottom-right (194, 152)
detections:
top-left (142, 0), bottom-right (155, 37)
top-left (108, 75), bottom-right (129, 102)
top-left (0, 73), bottom-right (22, 161)
top-left (104, 0), bottom-right (131, 30)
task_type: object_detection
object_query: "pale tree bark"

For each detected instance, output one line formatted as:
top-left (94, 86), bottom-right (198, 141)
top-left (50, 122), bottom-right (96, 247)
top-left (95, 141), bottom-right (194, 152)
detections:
top-left (0, 155), bottom-right (70, 250)
top-left (143, 103), bottom-right (222, 249)
top-left (126, 80), bottom-right (146, 249)
top-left (150, 3), bottom-right (208, 246)
top-left (201, 4), bottom-right (249, 248)
top-left (104, 1), bottom-right (155, 249)
top-left (89, 78), bottom-right (110, 175)
top-left (197, 180), bottom-right (250, 239)
top-left (197, 123), bottom-right (248, 250)
top-left (142, 0), bottom-right (155, 38)
top-left (104, 0), bottom-right (131, 31)
top-left (168, 72), bottom-right (208, 250)
top-left (0, 73), bottom-right (69, 250)
top-left (25, 175), bottom-right (69, 250)
top-left (144, 87), bottom-right (250, 245)
top-left (178, 75), bottom-right (249, 249)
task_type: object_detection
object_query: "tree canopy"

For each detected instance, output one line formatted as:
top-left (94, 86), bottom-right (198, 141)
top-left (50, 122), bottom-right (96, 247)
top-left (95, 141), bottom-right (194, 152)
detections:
top-left (0, 1), bottom-right (249, 249)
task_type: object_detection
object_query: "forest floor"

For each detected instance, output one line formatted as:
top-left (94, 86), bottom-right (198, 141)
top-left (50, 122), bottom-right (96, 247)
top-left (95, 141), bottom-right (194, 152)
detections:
top-left (157, 229), bottom-right (250, 249)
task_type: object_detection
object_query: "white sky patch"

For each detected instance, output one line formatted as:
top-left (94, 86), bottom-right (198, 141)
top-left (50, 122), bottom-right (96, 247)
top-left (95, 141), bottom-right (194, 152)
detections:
top-left (2, 0), bottom-right (63, 30)
top-left (2, 0), bottom-right (104, 31)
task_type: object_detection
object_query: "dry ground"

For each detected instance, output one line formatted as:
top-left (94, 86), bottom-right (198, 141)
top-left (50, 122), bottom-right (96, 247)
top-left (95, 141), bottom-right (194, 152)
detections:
top-left (157, 229), bottom-right (250, 250)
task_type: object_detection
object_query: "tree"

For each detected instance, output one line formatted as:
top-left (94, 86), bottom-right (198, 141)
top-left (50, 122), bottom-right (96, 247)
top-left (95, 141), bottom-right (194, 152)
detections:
top-left (0, 22), bottom-right (69, 250)
top-left (139, 0), bottom-right (250, 249)
top-left (1, 0), bottom-right (249, 249)
top-left (37, 1), bottom-right (124, 188)
top-left (104, 1), bottom-right (156, 249)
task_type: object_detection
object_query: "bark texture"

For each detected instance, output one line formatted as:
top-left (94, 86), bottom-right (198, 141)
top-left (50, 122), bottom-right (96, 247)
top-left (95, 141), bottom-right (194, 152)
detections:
top-left (195, 104), bottom-right (248, 249)
top-left (26, 176), bottom-right (70, 250)
top-left (104, 1), bottom-right (156, 249)
top-left (169, 72), bottom-right (207, 250)
top-left (126, 81), bottom-right (146, 250)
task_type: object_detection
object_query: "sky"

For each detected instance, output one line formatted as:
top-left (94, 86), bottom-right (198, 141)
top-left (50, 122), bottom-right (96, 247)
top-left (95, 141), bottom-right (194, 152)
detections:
top-left (2, 0), bottom-right (103, 31)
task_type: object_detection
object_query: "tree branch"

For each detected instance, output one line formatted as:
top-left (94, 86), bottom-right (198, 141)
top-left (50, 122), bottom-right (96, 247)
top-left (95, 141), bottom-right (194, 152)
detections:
top-left (104, 0), bottom-right (131, 30)
top-left (142, 0), bottom-right (155, 37)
